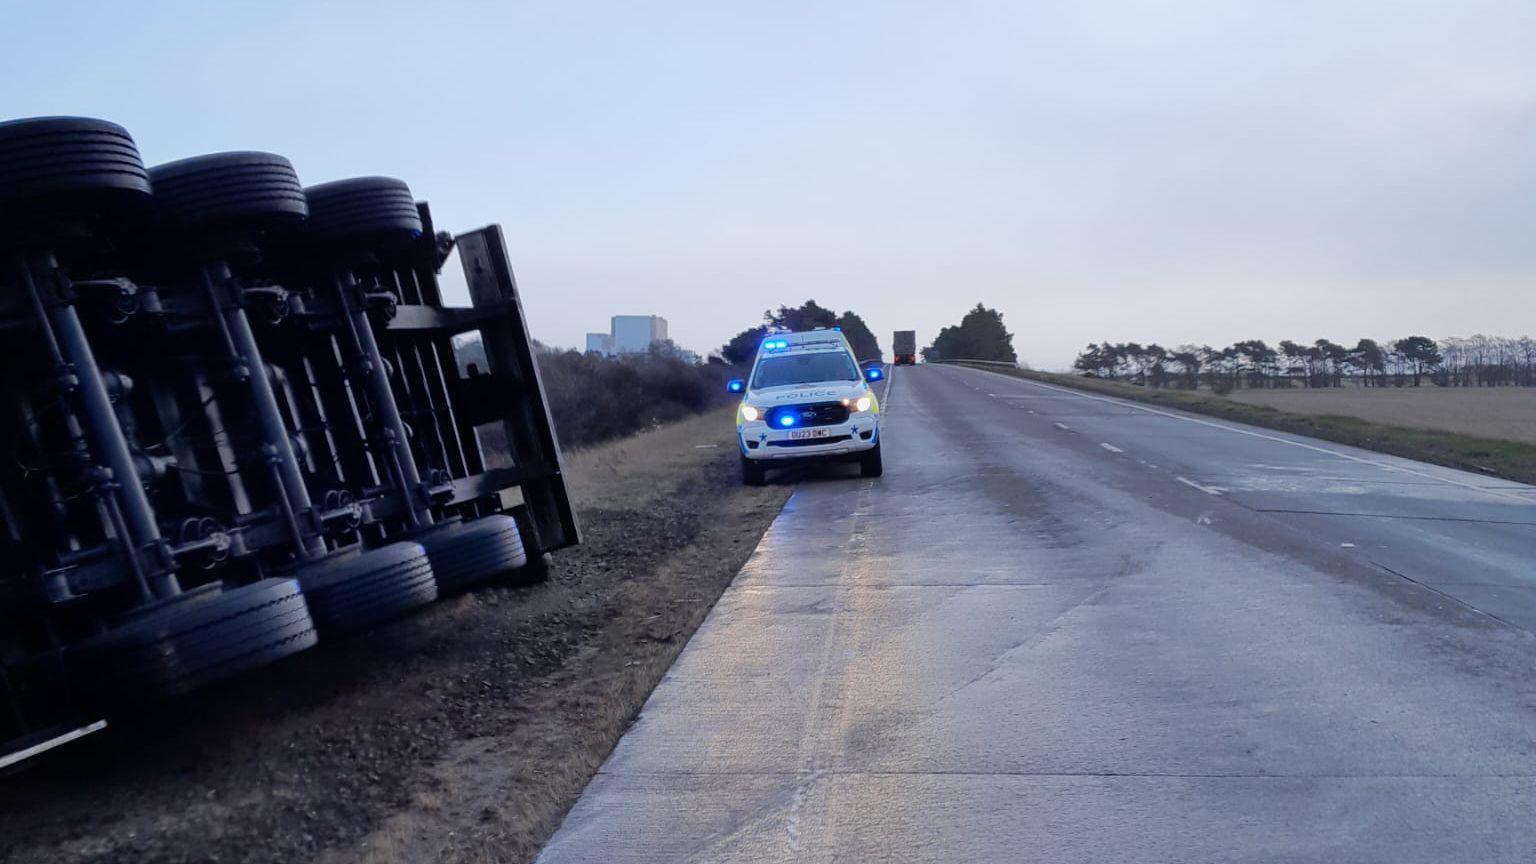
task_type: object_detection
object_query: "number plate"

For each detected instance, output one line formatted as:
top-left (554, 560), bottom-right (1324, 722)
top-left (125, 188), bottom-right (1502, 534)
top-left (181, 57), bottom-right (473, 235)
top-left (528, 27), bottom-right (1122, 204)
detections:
top-left (787, 428), bottom-right (831, 440)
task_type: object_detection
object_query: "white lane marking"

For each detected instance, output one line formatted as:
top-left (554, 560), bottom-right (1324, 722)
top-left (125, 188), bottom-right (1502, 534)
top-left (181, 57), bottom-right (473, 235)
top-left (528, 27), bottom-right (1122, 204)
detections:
top-left (1027, 409), bottom-right (1036, 414)
top-left (1054, 422), bottom-right (1071, 431)
top-left (694, 443), bottom-right (719, 449)
top-left (1100, 442), bottom-right (1124, 454)
top-left (1177, 476), bottom-right (1225, 496)
top-left (969, 371), bottom-right (1533, 504)
top-left (1341, 542), bottom-right (1357, 548)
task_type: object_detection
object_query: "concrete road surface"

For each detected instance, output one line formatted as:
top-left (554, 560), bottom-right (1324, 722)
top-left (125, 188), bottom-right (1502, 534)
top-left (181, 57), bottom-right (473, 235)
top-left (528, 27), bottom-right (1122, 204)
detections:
top-left (538, 364), bottom-right (1536, 863)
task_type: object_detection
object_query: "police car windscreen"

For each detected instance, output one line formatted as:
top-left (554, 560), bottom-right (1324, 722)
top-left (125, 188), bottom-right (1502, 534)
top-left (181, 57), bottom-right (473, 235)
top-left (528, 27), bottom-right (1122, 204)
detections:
top-left (752, 352), bottom-right (859, 388)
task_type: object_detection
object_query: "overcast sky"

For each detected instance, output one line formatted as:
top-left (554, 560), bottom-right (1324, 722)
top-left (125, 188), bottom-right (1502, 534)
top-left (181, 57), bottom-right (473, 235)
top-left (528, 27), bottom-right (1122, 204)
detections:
top-left (6, 0), bottom-right (1534, 368)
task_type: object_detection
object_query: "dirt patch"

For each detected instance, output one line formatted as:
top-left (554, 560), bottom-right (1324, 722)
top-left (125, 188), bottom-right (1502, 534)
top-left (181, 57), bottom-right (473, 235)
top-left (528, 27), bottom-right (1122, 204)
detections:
top-left (0, 406), bottom-right (791, 864)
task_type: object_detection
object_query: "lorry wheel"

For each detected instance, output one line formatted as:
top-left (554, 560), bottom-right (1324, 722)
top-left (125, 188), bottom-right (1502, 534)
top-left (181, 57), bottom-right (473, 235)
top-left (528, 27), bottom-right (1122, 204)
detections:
top-left (418, 515), bottom-right (527, 595)
top-left (742, 455), bottom-right (767, 486)
top-left (860, 442), bottom-right (883, 478)
top-left (148, 151), bottom-right (308, 231)
top-left (303, 176), bottom-right (423, 249)
top-left (0, 116), bottom-right (152, 222)
top-left (295, 541), bottom-right (437, 638)
top-left (67, 578), bottom-right (318, 706)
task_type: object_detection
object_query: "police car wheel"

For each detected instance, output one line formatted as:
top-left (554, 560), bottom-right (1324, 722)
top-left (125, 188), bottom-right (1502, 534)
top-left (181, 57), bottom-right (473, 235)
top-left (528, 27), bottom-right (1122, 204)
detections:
top-left (742, 455), bottom-right (767, 486)
top-left (860, 442), bottom-right (883, 478)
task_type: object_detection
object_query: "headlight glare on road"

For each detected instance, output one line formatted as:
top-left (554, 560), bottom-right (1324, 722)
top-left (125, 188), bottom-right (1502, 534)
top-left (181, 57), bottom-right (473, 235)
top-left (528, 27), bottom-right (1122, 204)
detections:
top-left (740, 404), bottom-right (760, 422)
top-left (855, 396), bottom-right (872, 412)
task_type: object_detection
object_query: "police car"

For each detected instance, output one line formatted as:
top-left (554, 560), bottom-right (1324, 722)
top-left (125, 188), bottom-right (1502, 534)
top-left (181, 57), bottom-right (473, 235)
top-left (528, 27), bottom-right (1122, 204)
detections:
top-left (727, 329), bottom-right (883, 486)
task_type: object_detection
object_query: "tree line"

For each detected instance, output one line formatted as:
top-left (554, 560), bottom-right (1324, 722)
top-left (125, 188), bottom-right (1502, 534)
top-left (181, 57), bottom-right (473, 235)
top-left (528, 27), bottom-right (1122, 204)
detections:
top-left (1071, 335), bottom-right (1536, 391)
top-left (718, 300), bottom-right (882, 365)
top-left (717, 299), bottom-right (1020, 368)
top-left (921, 303), bottom-right (1017, 363)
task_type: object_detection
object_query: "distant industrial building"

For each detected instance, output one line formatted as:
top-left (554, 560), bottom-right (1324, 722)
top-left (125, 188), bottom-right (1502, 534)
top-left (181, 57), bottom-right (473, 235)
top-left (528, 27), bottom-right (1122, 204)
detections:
top-left (584, 332), bottom-right (614, 354)
top-left (585, 315), bottom-right (669, 356)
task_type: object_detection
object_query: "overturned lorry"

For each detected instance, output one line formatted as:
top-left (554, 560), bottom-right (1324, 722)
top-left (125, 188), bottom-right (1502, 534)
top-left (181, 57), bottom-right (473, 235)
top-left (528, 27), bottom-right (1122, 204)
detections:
top-left (0, 117), bottom-right (578, 766)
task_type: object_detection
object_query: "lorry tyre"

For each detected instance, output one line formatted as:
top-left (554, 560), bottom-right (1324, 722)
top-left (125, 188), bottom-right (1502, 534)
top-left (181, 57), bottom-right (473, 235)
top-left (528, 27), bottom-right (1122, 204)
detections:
top-left (859, 442), bottom-right (883, 478)
top-left (295, 542), bottom-right (437, 638)
top-left (418, 515), bottom-right (527, 595)
top-left (303, 176), bottom-right (423, 249)
top-left (0, 116), bottom-right (152, 222)
top-left (67, 578), bottom-right (317, 706)
top-left (148, 151), bottom-right (308, 231)
top-left (742, 455), bottom-right (766, 486)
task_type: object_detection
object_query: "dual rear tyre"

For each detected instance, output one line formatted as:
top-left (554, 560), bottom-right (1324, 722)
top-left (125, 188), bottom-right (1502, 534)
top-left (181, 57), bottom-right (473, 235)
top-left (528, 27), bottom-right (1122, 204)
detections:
top-left (64, 524), bottom-right (533, 709)
top-left (293, 541), bottom-right (437, 638)
top-left (418, 515), bottom-right (529, 594)
top-left (67, 578), bottom-right (318, 706)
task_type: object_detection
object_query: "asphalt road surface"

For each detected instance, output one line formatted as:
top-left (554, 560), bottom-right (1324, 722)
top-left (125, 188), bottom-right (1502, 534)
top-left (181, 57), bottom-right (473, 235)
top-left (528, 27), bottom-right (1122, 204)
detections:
top-left (537, 364), bottom-right (1536, 863)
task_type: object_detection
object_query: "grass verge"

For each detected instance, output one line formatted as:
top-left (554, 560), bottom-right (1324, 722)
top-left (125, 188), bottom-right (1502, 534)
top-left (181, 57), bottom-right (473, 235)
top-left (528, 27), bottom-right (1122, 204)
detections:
top-left (950, 363), bottom-right (1536, 486)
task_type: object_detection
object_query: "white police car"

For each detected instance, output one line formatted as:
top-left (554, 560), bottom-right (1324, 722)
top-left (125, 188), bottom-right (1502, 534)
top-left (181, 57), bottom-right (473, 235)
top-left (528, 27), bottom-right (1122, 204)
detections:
top-left (727, 329), bottom-right (883, 486)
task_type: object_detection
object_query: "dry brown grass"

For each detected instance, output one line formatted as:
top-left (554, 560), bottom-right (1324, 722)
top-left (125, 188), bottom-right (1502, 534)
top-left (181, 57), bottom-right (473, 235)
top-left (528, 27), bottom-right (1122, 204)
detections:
top-left (345, 406), bottom-right (790, 864)
top-left (1227, 386), bottom-right (1536, 446)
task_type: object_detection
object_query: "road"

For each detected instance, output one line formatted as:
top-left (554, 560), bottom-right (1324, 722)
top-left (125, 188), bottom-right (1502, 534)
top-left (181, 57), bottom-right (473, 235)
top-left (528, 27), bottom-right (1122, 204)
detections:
top-left (537, 363), bottom-right (1536, 863)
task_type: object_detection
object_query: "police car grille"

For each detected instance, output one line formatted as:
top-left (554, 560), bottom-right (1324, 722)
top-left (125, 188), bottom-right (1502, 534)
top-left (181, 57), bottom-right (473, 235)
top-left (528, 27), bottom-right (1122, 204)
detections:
top-left (766, 402), bottom-right (849, 428)
top-left (767, 435), bottom-right (853, 448)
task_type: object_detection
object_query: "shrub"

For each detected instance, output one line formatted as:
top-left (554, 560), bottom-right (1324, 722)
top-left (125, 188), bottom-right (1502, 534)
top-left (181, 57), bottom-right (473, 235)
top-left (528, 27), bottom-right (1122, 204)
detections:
top-left (536, 350), bottom-right (732, 448)
top-left (455, 335), bottom-right (733, 450)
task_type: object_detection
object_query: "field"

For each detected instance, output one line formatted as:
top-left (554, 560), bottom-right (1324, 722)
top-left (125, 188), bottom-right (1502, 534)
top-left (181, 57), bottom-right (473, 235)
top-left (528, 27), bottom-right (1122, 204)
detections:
top-left (1227, 386), bottom-right (1536, 446)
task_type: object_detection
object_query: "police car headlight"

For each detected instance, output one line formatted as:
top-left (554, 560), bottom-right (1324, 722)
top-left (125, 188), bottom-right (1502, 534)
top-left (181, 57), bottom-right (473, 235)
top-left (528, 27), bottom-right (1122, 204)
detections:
top-left (854, 396), bottom-right (872, 412)
top-left (740, 404), bottom-right (761, 422)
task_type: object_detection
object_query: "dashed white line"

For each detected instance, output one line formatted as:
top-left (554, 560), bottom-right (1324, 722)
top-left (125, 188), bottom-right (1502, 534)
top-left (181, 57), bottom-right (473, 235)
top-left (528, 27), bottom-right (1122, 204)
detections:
top-left (1054, 422), bottom-right (1071, 431)
top-left (1177, 476), bottom-right (1225, 496)
top-left (1100, 442), bottom-right (1124, 454)
top-left (996, 374), bottom-right (1531, 504)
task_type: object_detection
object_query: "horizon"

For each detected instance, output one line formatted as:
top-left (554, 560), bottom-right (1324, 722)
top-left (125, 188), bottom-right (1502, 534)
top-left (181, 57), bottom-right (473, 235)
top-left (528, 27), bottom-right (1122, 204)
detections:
top-left (7, 1), bottom-right (1534, 369)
